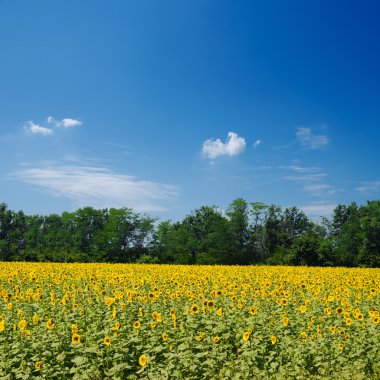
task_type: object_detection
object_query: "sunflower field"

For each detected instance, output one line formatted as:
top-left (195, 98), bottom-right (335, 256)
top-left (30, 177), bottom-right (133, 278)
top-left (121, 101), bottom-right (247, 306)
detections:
top-left (0, 263), bottom-right (379, 379)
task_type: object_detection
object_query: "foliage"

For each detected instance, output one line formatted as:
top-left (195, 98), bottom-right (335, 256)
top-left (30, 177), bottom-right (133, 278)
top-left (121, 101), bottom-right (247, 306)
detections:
top-left (0, 199), bottom-right (380, 267)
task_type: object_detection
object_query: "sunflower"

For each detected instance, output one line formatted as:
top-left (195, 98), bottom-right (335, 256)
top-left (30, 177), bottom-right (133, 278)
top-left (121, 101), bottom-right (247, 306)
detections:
top-left (217, 308), bottom-right (223, 316)
top-left (336, 307), bottom-right (343, 315)
top-left (338, 343), bottom-right (344, 350)
top-left (299, 305), bottom-right (307, 313)
top-left (345, 318), bottom-right (353, 326)
top-left (271, 335), bottom-right (277, 345)
top-left (213, 336), bottom-right (220, 343)
top-left (242, 331), bottom-right (251, 341)
top-left (371, 316), bottom-right (379, 324)
top-left (133, 321), bottom-right (141, 329)
top-left (104, 297), bottom-right (115, 306)
top-left (18, 319), bottom-right (27, 330)
top-left (46, 319), bottom-right (55, 330)
top-left (162, 333), bottom-right (169, 341)
top-left (31, 314), bottom-right (38, 325)
top-left (34, 361), bottom-right (42, 370)
top-left (72, 333), bottom-right (81, 344)
top-left (248, 306), bottom-right (257, 315)
top-left (104, 336), bottom-right (111, 346)
top-left (139, 354), bottom-right (148, 367)
top-left (191, 304), bottom-right (199, 313)
top-left (112, 322), bottom-right (121, 331)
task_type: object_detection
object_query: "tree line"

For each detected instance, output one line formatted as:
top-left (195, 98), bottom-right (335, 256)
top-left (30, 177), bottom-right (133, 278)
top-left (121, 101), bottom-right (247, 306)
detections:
top-left (0, 199), bottom-right (379, 267)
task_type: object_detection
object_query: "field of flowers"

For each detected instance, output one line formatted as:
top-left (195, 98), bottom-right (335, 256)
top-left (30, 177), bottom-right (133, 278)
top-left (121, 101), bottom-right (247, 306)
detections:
top-left (0, 263), bottom-right (379, 379)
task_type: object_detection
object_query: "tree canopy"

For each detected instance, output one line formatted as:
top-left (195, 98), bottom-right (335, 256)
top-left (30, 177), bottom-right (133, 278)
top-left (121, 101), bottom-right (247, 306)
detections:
top-left (0, 199), bottom-right (379, 267)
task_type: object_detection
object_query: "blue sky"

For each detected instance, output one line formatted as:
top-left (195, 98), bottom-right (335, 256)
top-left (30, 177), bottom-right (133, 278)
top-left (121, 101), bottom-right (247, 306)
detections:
top-left (1, 0), bottom-right (379, 221)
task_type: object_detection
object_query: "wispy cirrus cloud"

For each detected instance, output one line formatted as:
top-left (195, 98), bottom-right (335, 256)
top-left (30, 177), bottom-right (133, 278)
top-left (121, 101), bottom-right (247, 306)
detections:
top-left (286, 165), bottom-right (320, 173)
top-left (300, 202), bottom-right (336, 218)
top-left (253, 139), bottom-right (262, 149)
top-left (202, 131), bottom-right (246, 159)
top-left (303, 183), bottom-right (336, 197)
top-left (12, 163), bottom-right (178, 212)
top-left (283, 173), bottom-right (328, 182)
top-left (282, 165), bottom-right (336, 198)
top-left (356, 181), bottom-right (380, 194)
top-left (24, 121), bottom-right (53, 136)
top-left (296, 127), bottom-right (329, 149)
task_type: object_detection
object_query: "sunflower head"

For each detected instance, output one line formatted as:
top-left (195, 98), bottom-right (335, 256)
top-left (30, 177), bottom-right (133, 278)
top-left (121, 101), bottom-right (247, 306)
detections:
top-left (104, 336), bottom-right (111, 346)
top-left (72, 333), bottom-right (81, 344)
top-left (139, 354), bottom-right (148, 367)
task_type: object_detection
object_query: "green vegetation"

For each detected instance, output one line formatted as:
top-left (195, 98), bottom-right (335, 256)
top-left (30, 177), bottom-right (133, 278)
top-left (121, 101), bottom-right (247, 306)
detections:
top-left (0, 199), bottom-right (379, 266)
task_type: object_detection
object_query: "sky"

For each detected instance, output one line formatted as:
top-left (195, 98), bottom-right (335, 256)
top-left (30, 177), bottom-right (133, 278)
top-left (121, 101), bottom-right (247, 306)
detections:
top-left (0, 0), bottom-right (379, 222)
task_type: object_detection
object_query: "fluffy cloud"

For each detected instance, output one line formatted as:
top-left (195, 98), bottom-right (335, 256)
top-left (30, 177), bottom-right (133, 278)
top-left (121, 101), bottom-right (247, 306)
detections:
top-left (202, 132), bottom-right (246, 159)
top-left (296, 127), bottom-right (329, 149)
top-left (24, 116), bottom-right (82, 136)
top-left (13, 164), bottom-right (178, 212)
top-left (24, 121), bottom-right (53, 136)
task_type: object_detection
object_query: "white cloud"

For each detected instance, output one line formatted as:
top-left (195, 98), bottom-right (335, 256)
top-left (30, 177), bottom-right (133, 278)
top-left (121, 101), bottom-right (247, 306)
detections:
top-left (47, 116), bottom-right (82, 128)
top-left (296, 127), bottom-right (329, 149)
top-left (283, 173), bottom-right (328, 182)
top-left (356, 181), bottom-right (380, 194)
top-left (13, 164), bottom-right (178, 212)
top-left (202, 132), bottom-right (246, 159)
top-left (61, 118), bottom-right (82, 127)
top-left (304, 183), bottom-right (336, 197)
top-left (24, 121), bottom-right (53, 136)
top-left (253, 139), bottom-right (262, 148)
top-left (300, 202), bottom-right (336, 218)
top-left (287, 165), bottom-right (320, 173)
top-left (282, 165), bottom-right (336, 197)
top-left (24, 116), bottom-right (82, 136)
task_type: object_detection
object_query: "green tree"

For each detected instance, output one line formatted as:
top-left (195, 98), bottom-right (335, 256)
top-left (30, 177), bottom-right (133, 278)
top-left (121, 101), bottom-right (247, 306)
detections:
top-left (226, 198), bottom-right (250, 264)
top-left (357, 201), bottom-right (380, 267)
